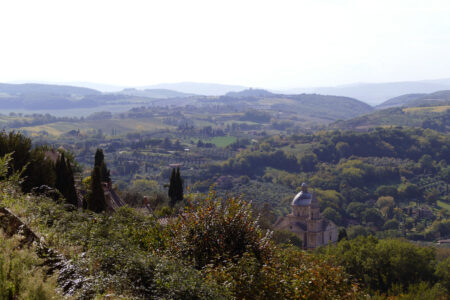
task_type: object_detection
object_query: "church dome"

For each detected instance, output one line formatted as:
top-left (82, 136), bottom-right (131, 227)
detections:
top-left (291, 183), bottom-right (312, 206)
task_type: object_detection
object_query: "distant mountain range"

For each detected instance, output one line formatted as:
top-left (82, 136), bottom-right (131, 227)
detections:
top-left (9, 81), bottom-right (248, 96)
top-left (137, 82), bottom-right (247, 96)
top-left (8, 78), bottom-right (450, 105)
top-left (117, 88), bottom-right (196, 99)
top-left (0, 83), bottom-right (100, 96)
top-left (0, 83), bottom-right (373, 123)
top-left (377, 90), bottom-right (450, 109)
top-left (282, 78), bottom-right (450, 105)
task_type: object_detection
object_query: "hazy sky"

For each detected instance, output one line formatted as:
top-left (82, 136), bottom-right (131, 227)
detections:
top-left (1, 0), bottom-right (450, 89)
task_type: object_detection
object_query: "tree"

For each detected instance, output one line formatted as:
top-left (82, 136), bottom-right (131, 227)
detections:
top-left (424, 189), bottom-right (440, 205)
top-left (168, 167), bottom-right (183, 207)
top-left (55, 152), bottom-right (78, 206)
top-left (94, 148), bottom-right (110, 183)
top-left (375, 185), bottom-right (398, 198)
top-left (338, 228), bottom-right (348, 241)
top-left (168, 168), bottom-right (176, 207)
top-left (94, 148), bottom-right (104, 167)
top-left (362, 208), bottom-right (384, 228)
top-left (336, 141), bottom-right (350, 158)
top-left (398, 183), bottom-right (421, 201)
top-left (419, 154), bottom-right (434, 173)
top-left (297, 153), bottom-right (318, 172)
top-left (175, 167), bottom-right (184, 202)
top-left (441, 166), bottom-right (450, 183)
top-left (383, 219), bottom-right (400, 230)
top-left (435, 257), bottom-right (450, 292)
top-left (346, 202), bottom-right (367, 220)
top-left (325, 236), bottom-right (437, 293)
top-left (322, 207), bottom-right (342, 226)
top-left (87, 166), bottom-right (107, 213)
top-left (169, 192), bottom-right (272, 269)
top-left (376, 196), bottom-right (395, 218)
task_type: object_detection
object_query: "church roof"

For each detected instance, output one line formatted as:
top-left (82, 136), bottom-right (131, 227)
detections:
top-left (294, 222), bottom-right (307, 231)
top-left (291, 190), bottom-right (312, 206)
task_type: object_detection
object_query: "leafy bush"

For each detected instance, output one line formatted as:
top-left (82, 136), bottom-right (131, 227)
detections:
top-left (168, 191), bottom-right (273, 269)
top-left (324, 236), bottom-right (437, 293)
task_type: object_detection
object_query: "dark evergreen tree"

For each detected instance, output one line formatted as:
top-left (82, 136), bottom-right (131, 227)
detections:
top-left (55, 152), bottom-right (67, 196)
top-left (94, 148), bottom-right (111, 183)
top-left (175, 167), bottom-right (184, 202)
top-left (338, 228), bottom-right (348, 241)
top-left (55, 153), bottom-right (78, 206)
top-left (94, 148), bottom-right (104, 167)
top-left (168, 167), bottom-right (184, 207)
top-left (88, 166), bottom-right (107, 213)
top-left (65, 160), bottom-right (79, 206)
top-left (101, 162), bottom-right (111, 183)
top-left (168, 168), bottom-right (176, 207)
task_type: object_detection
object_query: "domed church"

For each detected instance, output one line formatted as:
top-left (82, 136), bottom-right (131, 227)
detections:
top-left (275, 183), bottom-right (338, 249)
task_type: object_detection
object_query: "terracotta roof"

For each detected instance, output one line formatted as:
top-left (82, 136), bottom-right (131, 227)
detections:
top-left (294, 221), bottom-right (307, 231)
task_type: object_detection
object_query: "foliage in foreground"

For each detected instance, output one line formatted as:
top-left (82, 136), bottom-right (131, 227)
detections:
top-left (0, 232), bottom-right (58, 300)
top-left (322, 235), bottom-right (449, 298)
top-left (1, 177), bottom-right (360, 299)
top-left (168, 191), bottom-right (360, 299)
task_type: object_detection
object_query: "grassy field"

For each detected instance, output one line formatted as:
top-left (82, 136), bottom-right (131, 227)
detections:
top-left (437, 200), bottom-right (450, 211)
top-left (209, 136), bottom-right (237, 147)
top-left (282, 143), bottom-right (313, 154)
top-left (17, 118), bottom-right (174, 137)
top-left (403, 105), bottom-right (450, 113)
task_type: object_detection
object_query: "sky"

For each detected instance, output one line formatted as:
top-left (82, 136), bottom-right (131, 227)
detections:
top-left (1, 0), bottom-right (450, 89)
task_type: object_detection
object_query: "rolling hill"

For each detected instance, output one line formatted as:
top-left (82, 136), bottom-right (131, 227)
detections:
top-left (331, 105), bottom-right (449, 133)
top-left (140, 82), bottom-right (247, 95)
top-left (214, 89), bottom-right (374, 121)
top-left (283, 78), bottom-right (450, 105)
top-left (117, 88), bottom-right (197, 99)
top-left (378, 90), bottom-right (450, 109)
top-left (0, 83), bottom-right (100, 96)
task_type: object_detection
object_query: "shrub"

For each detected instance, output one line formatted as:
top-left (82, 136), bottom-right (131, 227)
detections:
top-left (0, 232), bottom-right (58, 299)
top-left (168, 190), bottom-right (272, 269)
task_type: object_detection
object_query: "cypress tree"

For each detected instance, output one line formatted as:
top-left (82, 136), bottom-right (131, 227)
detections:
top-left (94, 148), bottom-right (104, 167)
top-left (65, 160), bottom-right (79, 206)
top-left (94, 148), bottom-right (110, 183)
top-left (175, 167), bottom-right (184, 202)
top-left (55, 153), bottom-right (79, 207)
top-left (101, 162), bottom-right (111, 183)
top-left (168, 167), bottom-right (183, 207)
top-left (168, 168), bottom-right (176, 207)
top-left (88, 166), bottom-right (107, 213)
top-left (55, 152), bottom-right (67, 194)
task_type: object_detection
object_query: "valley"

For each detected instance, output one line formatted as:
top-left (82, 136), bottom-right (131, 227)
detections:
top-left (1, 82), bottom-right (449, 299)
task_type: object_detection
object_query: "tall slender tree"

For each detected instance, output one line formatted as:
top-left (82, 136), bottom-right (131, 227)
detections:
top-left (88, 166), bottom-right (107, 213)
top-left (55, 152), bottom-right (78, 206)
top-left (168, 168), bottom-right (177, 207)
top-left (175, 167), bottom-right (184, 202)
top-left (65, 160), bottom-right (79, 206)
top-left (168, 167), bottom-right (183, 207)
top-left (94, 148), bottom-right (104, 167)
top-left (94, 148), bottom-right (110, 183)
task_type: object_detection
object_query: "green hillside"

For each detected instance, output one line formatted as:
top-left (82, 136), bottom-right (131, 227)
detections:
top-left (378, 90), bottom-right (450, 109)
top-left (332, 105), bottom-right (450, 132)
